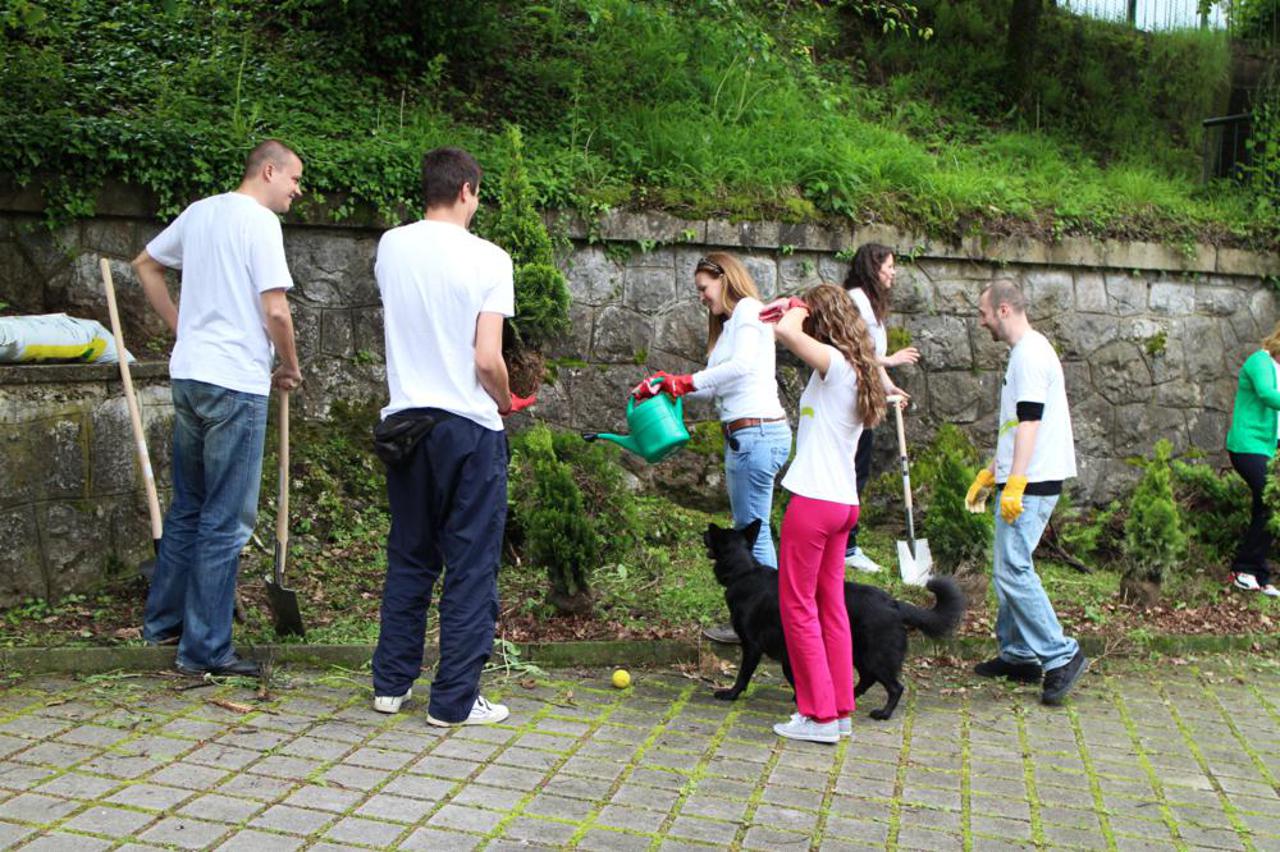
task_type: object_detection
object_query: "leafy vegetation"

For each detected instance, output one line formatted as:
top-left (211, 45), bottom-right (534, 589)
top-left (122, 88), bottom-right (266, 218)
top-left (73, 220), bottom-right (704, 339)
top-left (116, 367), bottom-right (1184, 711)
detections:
top-left (915, 424), bottom-right (992, 572)
top-left (0, 0), bottom-right (1274, 246)
top-left (1121, 439), bottom-right (1187, 597)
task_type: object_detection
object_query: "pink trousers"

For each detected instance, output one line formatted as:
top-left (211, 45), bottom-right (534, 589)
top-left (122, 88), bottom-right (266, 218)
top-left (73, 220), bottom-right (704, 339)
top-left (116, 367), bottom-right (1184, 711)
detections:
top-left (779, 494), bottom-right (858, 723)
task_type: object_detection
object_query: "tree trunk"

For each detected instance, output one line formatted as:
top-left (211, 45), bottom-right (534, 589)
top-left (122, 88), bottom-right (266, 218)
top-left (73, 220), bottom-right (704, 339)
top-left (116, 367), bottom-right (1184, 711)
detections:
top-left (1006, 0), bottom-right (1045, 113)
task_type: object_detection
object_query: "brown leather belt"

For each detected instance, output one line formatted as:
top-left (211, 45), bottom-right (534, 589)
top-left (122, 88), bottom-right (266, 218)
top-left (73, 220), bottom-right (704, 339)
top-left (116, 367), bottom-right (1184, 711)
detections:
top-left (723, 416), bottom-right (786, 435)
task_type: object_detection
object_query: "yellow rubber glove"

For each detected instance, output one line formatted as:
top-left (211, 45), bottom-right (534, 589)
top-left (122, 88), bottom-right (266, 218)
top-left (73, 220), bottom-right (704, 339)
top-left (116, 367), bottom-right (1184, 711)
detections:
top-left (1000, 475), bottom-right (1028, 524)
top-left (965, 469), bottom-right (996, 514)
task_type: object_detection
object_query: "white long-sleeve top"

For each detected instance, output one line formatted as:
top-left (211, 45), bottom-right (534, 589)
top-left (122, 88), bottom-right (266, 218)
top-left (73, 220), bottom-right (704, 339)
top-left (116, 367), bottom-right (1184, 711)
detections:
top-left (689, 297), bottom-right (786, 422)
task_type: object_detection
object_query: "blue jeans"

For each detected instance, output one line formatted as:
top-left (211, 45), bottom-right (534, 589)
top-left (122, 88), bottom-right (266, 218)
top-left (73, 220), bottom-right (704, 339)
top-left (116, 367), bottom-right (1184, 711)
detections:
top-left (724, 420), bottom-right (792, 568)
top-left (144, 379), bottom-right (267, 670)
top-left (992, 493), bottom-right (1078, 671)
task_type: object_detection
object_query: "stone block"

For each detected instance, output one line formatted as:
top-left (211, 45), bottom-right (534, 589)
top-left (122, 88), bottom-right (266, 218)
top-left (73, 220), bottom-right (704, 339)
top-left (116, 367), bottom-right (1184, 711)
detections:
top-left (1105, 273), bottom-right (1147, 315)
top-left (983, 235), bottom-right (1051, 265)
top-left (817, 255), bottom-right (848, 286)
top-left (591, 306), bottom-right (652, 364)
top-left (38, 499), bottom-right (111, 599)
top-left (1047, 237), bottom-right (1105, 269)
top-left (1153, 379), bottom-right (1199, 408)
top-left (352, 305), bottom-right (385, 362)
top-left (1217, 247), bottom-right (1280, 277)
top-left (0, 505), bottom-right (45, 605)
top-left (1074, 456), bottom-right (1138, 505)
top-left (1074, 272), bottom-right (1107, 313)
top-left (1148, 281), bottom-right (1196, 315)
top-left (1177, 315), bottom-right (1227, 376)
top-left (1249, 287), bottom-right (1278, 333)
top-left (1023, 270), bottom-right (1074, 320)
top-left (926, 370), bottom-right (996, 423)
top-left (89, 396), bottom-right (137, 497)
top-left (1194, 283), bottom-right (1245, 317)
top-left (600, 209), bottom-right (704, 244)
top-left (705, 218), bottom-right (781, 249)
top-left (319, 309), bottom-right (354, 358)
top-left (1070, 392), bottom-right (1115, 460)
top-left (970, 319), bottom-right (1007, 370)
top-left (1106, 239), bottom-right (1214, 273)
top-left (1048, 312), bottom-right (1119, 361)
top-left (853, 223), bottom-right (911, 252)
top-left (565, 246), bottom-right (624, 306)
top-left (562, 365), bottom-right (654, 434)
top-left (285, 230), bottom-right (378, 306)
top-left (548, 302), bottom-right (594, 362)
top-left (1089, 341), bottom-right (1152, 405)
top-left (80, 219), bottom-right (138, 260)
top-left (652, 301), bottom-right (707, 365)
top-left (741, 254), bottom-right (779, 298)
top-left (1187, 408), bottom-right (1229, 455)
top-left (624, 266), bottom-right (679, 313)
top-left (917, 259), bottom-right (992, 282)
top-left (906, 314), bottom-right (972, 370)
top-left (777, 254), bottom-right (824, 292)
top-left (13, 221), bottom-right (77, 281)
top-left (778, 221), bottom-right (842, 253)
top-left (931, 278), bottom-right (985, 314)
top-left (892, 266), bottom-right (934, 314)
top-left (623, 245), bottom-right (674, 270)
top-left (290, 302), bottom-right (322, 364)
top-left (0, 240), bottom-right (46, 313)
top-left (1115, 402), bottom-right (1190, 456)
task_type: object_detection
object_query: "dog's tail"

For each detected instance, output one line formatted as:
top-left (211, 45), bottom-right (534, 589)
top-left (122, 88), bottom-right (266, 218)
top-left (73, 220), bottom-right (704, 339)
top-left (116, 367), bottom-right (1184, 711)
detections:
top-left (898, 576), bottom-right (966, 638)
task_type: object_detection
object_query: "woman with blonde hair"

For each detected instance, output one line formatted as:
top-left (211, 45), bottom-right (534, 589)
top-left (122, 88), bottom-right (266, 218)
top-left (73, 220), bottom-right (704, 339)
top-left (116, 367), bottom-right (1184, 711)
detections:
top-left (635, 252), bottom-right (791, 643)
top-left (1225, 322), bottom-right (1280, 596)
top-left (766, 284), bottom-right (886, 743)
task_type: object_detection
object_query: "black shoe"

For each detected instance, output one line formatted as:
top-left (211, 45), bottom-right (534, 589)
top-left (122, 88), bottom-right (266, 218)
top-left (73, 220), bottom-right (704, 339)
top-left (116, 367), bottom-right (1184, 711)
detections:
top-left (1041, 650), bottom-right (1089, 706)
top-left (974, 657), bottom-right (1042, 683)
top-left (702, 623), bottom-right (740, 645)
top-left (176, 656), bottom-right (261, 678)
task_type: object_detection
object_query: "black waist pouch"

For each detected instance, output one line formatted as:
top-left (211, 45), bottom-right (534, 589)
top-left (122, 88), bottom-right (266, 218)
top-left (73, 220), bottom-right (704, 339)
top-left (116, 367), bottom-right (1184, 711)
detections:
top-left (372, 408), bottom-right (452, 467)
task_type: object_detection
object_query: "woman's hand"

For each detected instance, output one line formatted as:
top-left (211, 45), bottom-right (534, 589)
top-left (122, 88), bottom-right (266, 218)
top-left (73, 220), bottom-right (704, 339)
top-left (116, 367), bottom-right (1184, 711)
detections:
top-left (886, 386), bottom-right (910, 407)
top-left (883, 346), bottom-right (920, 367)
top-left (760, 296), bottom-right (807, 324)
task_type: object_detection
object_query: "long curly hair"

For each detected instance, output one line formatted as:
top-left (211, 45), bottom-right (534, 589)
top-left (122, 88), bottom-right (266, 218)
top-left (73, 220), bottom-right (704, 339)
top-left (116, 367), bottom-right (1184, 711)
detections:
top-left (802, 284), bottom-right (887, 428)
top-left (841, 242), bottom-right (894, 324)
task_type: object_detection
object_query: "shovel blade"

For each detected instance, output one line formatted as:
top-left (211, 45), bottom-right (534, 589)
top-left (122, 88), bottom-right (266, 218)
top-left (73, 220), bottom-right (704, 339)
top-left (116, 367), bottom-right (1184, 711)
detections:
top-left (897, 538), bottom-right (934, 586)
top-left (265, 579), bottom-right (306, 637)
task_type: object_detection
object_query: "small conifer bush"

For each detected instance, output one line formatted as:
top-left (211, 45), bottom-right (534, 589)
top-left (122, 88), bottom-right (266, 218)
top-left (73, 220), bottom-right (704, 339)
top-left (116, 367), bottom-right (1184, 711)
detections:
top-left (1122, 439), bottom-right (1187, 594)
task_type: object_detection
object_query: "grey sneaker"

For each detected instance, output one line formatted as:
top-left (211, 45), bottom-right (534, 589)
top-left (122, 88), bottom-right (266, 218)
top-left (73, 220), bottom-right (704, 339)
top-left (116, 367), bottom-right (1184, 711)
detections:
top-left (373, 688), bottom-right (411, 714)
top-left (702, 623), bottom-right (740, 644)
top-left (844, 547), bottom-right (882, 573)
top-left (774, 714), bottom-right (839, 744)
top-left (427, 695), bottom-right (510, 727)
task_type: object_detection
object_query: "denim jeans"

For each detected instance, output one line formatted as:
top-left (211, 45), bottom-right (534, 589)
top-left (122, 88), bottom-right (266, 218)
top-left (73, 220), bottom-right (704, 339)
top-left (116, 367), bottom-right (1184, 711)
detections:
top-left (992, 493), bottom-right (1078, 671)
top-left (144, 379), bottom-right (268, 670)
top-left (724, 420), bottom-right (792, 568)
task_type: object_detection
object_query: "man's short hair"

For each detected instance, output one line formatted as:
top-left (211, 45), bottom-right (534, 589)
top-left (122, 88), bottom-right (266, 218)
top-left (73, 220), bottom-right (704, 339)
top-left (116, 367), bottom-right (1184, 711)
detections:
top-left (243, 139), bottom-right (298, 180)
top-left (422, 147), bottom-right (482, 209)
top-left (985, 279), bottom-right (1028, 314)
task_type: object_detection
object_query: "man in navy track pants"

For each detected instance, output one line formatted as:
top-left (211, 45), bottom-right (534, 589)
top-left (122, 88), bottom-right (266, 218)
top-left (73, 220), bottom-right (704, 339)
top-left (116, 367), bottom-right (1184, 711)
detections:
top-left (370, 146), bottom-right (534, 725)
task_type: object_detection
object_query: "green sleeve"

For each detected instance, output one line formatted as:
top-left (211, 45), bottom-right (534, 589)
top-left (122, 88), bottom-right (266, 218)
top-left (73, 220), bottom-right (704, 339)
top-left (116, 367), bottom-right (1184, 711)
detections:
top-left (1244, 352), bottom-right (1280, 410)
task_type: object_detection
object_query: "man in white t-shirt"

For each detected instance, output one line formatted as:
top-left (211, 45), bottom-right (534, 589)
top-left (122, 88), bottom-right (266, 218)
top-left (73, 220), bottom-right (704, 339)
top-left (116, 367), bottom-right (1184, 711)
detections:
top-left (370, 147), bottom-right (534, 726)
top-left (966, 280), bottom-right (1087, 706)
top-left (132, 139), bottom-right (303, 678)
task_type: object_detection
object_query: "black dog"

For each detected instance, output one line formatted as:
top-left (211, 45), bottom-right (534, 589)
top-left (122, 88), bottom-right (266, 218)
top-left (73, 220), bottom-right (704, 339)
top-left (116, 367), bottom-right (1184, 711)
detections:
top-left (704, 519), bottom-right (966, 720)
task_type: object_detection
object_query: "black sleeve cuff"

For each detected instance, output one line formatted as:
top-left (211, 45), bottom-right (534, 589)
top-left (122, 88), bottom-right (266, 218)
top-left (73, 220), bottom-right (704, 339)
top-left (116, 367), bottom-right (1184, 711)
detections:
top-left (1016, 401), bottom-right (1044, 422)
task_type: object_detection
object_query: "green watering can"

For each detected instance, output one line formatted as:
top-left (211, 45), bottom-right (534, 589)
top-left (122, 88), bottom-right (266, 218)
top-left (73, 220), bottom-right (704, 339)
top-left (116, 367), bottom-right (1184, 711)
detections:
top-left (582, 387), bottom-right (690, 464)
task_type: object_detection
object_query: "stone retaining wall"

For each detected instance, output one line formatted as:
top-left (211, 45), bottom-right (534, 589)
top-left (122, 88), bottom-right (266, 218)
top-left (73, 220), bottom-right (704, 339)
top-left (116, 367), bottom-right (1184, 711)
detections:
top-left (0, 363), bottom-right (172, 606)
top-left (3, 198), bottom-right (1279, 601)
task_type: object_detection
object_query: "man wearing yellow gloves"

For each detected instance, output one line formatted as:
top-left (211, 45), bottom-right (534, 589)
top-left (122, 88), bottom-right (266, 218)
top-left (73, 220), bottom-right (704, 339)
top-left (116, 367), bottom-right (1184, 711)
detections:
top-left (966, 280), bottom-right (1087, 706)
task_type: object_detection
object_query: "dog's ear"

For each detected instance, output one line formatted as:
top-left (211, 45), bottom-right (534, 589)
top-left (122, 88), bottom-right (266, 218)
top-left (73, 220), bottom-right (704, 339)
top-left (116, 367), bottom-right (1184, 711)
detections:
top-left (741, 518), bottom-right (763, 546)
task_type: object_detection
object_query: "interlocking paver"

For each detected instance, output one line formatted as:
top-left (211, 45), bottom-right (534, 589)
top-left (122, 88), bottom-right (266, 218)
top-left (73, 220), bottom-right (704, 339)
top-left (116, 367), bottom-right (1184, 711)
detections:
top-left (17, 832), bottom-right (113, 851)
top-left (3, 658), bottom-right (1280, 849)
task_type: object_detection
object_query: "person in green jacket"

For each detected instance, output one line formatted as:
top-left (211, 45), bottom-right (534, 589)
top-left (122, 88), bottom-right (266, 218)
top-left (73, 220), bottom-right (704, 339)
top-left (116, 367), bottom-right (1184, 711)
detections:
top-left (1225, 327), bottom-right (1280, 597)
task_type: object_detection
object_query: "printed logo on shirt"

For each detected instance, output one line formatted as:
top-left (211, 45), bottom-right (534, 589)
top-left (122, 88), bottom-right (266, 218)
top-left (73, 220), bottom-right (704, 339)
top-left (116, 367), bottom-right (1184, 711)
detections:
top-left (800, 406), bottom-right (815, 419)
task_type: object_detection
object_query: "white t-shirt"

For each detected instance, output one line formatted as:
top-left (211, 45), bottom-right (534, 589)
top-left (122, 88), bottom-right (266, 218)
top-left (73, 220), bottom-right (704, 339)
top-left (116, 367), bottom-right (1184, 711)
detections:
top-left (848, 287), bottom-right (887, 359)
top-left (146, 192), bottom-right (293, 396)
top-left (994, 329), bottom-right (1077, 484)
top-left (377, 220), bottom-right (514, 431)
top-left (689, 297), bottom-right (785, 422)
top-left (781, 345), bottom-right (862, 505)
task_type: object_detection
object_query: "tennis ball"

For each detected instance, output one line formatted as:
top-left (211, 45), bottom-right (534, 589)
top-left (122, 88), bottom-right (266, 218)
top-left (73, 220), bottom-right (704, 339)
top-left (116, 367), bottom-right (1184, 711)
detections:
top-left (611, 669), bottom-right (631, 689)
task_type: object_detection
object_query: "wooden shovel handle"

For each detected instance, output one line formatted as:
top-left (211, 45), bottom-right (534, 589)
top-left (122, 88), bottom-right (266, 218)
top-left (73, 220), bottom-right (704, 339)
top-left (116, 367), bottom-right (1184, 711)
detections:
top-left (100, 258), bottom-right (163, 540)
top-left (276, 391), bottom-right (289, 557)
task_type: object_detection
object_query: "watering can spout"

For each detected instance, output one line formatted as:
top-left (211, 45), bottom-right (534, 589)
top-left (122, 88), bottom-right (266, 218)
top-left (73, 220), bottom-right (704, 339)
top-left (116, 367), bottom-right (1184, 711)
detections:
top-left (582, 432), bottom-right (642, 455)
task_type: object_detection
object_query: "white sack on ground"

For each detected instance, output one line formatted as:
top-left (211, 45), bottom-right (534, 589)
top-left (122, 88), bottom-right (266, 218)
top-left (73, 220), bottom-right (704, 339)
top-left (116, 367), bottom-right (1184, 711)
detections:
top-left (0, 313), bottom-right (134, 364)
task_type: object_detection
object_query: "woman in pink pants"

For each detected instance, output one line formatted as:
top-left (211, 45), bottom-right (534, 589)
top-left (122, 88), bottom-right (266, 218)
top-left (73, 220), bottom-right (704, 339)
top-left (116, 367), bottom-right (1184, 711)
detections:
top-left (768, 284), bottom-right (886, 743)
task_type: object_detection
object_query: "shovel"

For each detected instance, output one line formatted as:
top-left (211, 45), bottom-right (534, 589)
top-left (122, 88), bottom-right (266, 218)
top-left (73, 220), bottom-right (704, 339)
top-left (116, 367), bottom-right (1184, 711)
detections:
top-left (888, 395), bottom-right (933, 586)
top-left (101, 258), bottom-right (163, 580)
top-left (265, 390), bottom-right (305, 637)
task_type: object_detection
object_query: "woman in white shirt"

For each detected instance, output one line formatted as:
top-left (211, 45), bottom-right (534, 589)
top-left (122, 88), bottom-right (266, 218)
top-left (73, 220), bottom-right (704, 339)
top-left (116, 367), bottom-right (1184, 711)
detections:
top-left (841, 243), bottom-right (919, 573)
top-left (635, 253), bottom-right (792, 640)
top-left (769, 284), bottom-right (887, 743)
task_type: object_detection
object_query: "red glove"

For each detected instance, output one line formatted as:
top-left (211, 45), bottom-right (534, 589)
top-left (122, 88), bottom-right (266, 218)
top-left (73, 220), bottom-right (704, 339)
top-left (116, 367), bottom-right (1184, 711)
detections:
top-left (759, 296), bottom-right (808, 324)
top-left (632, 371), bottom-right (695, 400)
top-left (501, 393), bottom-right (536, 416)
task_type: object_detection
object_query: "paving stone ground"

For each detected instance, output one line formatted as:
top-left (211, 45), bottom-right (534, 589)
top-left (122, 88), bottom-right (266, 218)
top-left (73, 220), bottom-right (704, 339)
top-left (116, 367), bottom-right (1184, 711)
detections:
top-left (1, 656), bottom-right (1279, 850)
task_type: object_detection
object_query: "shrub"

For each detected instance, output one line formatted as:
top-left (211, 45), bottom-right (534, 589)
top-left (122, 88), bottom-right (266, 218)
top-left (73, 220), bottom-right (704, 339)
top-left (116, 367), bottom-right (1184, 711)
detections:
top-left (507, 424), bottom-right (641, 614)
top-left (1171, 455), bottom-right (1250, 566)
top-left (1121, 439), bottom-right (1187, 593)
top-left (915, 424), bottom-right (991, 572)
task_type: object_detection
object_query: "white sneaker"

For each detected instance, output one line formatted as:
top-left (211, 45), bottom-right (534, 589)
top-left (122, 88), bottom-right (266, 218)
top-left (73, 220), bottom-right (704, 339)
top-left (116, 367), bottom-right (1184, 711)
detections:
top-left (373, 688), bottom-right (411, 714)
top-left (1233, 572), bottom-right (1262, 592)
top-left (838, 716), bottom-right (852, 738)
top-left (773, 714), bottom-right (838, 744)
top-left (1263, 584), bottom-right (1280, 598)
top-left (844, 547), bottom-right (881, 573)
top-left (426, 695), bottom-right (510, 727)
